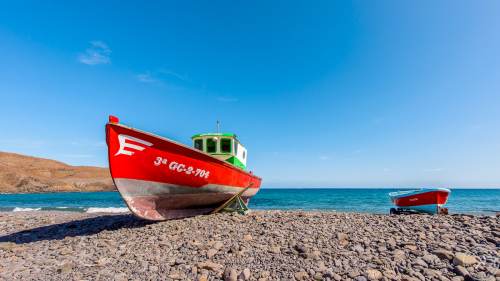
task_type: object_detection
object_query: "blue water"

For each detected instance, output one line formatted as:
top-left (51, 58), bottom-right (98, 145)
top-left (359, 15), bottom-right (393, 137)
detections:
top-left (0, 188), bottom-right (498, 215)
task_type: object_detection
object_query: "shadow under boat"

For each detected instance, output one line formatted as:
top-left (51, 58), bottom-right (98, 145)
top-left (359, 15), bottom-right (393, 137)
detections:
top-left (0, 185), bottom-right (253, 245)
top-left (0, 214), bottom-right (153, 244)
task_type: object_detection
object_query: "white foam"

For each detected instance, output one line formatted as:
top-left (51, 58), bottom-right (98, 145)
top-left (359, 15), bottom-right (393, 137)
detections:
top-left (85, 207), bottom-right (129, 213)
top-left (12, 207), bottom-right (42, 212)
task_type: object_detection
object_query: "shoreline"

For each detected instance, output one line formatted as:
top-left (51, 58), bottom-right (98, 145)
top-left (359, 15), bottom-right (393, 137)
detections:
top-left (0, 190), bottom-right (118, 195)
top-left (0, 211), bottom-right (498, 280)
top-left (1, 208), bottom-right (498, 217)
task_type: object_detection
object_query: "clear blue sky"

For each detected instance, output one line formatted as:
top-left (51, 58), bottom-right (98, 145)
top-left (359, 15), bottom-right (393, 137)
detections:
top-left (1, 1), bottom-right (499, 187)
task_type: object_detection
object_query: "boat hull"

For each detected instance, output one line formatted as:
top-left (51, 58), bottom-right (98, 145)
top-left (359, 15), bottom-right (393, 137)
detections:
top-left (106, 122), bottom-right (261, 220)
top-left (389, 188), bottom-right (450, 214)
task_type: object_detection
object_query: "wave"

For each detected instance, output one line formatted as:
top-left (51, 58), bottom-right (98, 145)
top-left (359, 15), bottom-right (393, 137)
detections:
top-left (85, 207), bottom-right (129, 213)
top-left (12, 207), bottom-right (42, 212)
top-left (1, 206), bottom-right (129, 213)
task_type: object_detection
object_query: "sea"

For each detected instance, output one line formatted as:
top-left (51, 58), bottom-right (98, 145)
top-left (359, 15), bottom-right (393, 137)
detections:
top-left (0, 188), bottom-right (498, 215)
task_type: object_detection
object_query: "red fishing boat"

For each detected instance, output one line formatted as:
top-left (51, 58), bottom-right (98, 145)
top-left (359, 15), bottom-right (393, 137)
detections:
top-left (105, 116), bottom-right (262, 220)
top-left (389, 188), bottom-right (451, 214)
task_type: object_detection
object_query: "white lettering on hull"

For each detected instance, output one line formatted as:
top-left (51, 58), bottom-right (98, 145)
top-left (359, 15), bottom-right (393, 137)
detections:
top-left (115, 134), bottom-right (153, 156)
top-left (154, 156), bottom-right (210, 179)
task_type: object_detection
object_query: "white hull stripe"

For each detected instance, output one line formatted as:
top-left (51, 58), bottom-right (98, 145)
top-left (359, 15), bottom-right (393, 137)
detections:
top-left (114, 178), bottom-right (259, 198)
top-left (396, 203), bottom-right (441, 214)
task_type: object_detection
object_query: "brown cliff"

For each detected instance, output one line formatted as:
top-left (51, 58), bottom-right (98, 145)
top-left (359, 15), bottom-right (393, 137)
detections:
top-left (0, 151), bottom-right (114, 193)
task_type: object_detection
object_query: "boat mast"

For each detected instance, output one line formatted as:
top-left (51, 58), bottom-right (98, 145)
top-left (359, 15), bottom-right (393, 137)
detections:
top-left (216, 120), bottom-right (220, 134)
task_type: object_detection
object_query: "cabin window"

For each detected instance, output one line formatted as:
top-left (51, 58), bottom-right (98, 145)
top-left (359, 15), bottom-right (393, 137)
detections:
top-left (243, 151), bottom-right (246, 159)
top-left (194, 139), bottom-right (203, 151)
top-left (206, 138), bottom-right (217, 153)
top-left (220, 138), bottom-right (231, 153)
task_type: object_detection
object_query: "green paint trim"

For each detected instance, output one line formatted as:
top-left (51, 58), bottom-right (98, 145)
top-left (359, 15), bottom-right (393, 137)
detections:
top-left (225, 156), bottom-right (246, 170)
top-left (191, 133), bottom-right (236, 139)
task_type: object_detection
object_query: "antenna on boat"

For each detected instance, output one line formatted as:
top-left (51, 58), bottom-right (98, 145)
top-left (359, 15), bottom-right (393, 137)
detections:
top-left (216, 120), bottom-right (220, 134)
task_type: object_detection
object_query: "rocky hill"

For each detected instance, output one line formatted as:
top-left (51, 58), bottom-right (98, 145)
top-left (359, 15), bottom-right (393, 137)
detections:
top-left (0, 151), bottom-right (114, 193)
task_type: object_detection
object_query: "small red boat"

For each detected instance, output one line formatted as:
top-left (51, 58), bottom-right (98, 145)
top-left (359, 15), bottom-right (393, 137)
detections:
top-left (389, 188), bottom-right (451, 214)
top-left (105, 116), bottom-right (262, 220)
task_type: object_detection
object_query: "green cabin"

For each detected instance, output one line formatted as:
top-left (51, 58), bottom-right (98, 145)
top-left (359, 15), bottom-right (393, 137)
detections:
top-left (191, 133), bottom-right (247, 170)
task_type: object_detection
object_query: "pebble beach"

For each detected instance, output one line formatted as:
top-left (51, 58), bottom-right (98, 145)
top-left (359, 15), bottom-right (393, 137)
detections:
top-left (0, 211), bottom-right (498, 281)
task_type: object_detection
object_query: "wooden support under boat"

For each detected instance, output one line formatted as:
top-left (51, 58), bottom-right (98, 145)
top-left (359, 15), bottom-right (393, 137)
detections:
top-left (211, 184), bottom-right (253, 215)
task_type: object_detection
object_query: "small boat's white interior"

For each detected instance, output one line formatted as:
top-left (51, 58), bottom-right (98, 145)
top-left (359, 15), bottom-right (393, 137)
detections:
top-left (191, 133), bottom-right (247, 170)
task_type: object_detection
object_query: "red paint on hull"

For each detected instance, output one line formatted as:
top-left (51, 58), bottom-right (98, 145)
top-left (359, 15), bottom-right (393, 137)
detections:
top-left (106, 121), bottom-right (262, 220)
top-left (392, 190), bottom-right (449, 207)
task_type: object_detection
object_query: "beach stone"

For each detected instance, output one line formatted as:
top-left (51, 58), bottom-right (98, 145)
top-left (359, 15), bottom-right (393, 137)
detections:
top-left (294, 244), bottom-right (308, 254)
top-left (382, 270), bottom-right (397, 279)
top-left (337, 233), bottom-right (349, 241)
top-left (313, 272), bottom-right (323, 280)
top-left (412, 270), bottom-right (426, 280)
top-left (422, 268), bottom-right (441, 279)
top-left (198, 261), bottom-right (223, 272)
top-left (0, 242), bottom-right (16, 251)
top-left (405, 244), bottom-right (417, 251)
top-left (386, 238), bottom-right (397, 248)
top-left (308, 269), bottom-right (315, 276)
top-left (294, 271), bottom-right (308, 280)
top-left (413, 258), bottom-right (428, 267)
top-left (114, 273), bottom-right (128, 281)
top-left (269, 245), bottom-right (281, 254)
top-left (239, 268), bottom-right (251, 280)
top-left (213, 241), bottom-right (224, 250)
top-left (243, 234), bottom-right (253, 241)
top-left (224, 267), bottom-right (238, 281)
top-left (149, 265), bottom-right (158, 272)
top-left (323, 269), bottom-right (334, 278)
top-left (309, 250), bottom-right (321, 259)
top-left (453, 253), bottom-right (478, 266)
top-left (355, 276), bottom-right (368, 281)
top-left (454, 265), bottom-right (469, 277)
top-left (393, 249), bottom-right (406, 261)
top-left (401, 274), bottom-right (420, 281)
top-left (469, 273), bottom-right (493, 281)
top-left (207, 249), bottom-right (218, 259)
top-left (169, 272), bottom-right (185, 279)
top-left (422, 254), bottom-right (439, 264)
top-left (56, 263), bottom-right (73, 274)
top-left (59, 247), bottom-right (72, 255)
top-left (349, 270), bottom-right (361, 278)
top-left (316, 261), bottom-right (327, 273)
top-left (366, 268), bottom-right (383, 280)
top-left (353, 244), bottom-right (365, 254)
top-left (197, 274), bottom-right (209, 281)
top-left (332, 273), bottom-right (342, 281)
top-left (433, 249), bottom-right (454, 261)
top-left (486, 267), bottom-right (498, 276)
top-left (260, 271), bottom-right (270, 278)
top-left (96, 258), bottom-right (109, 267)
